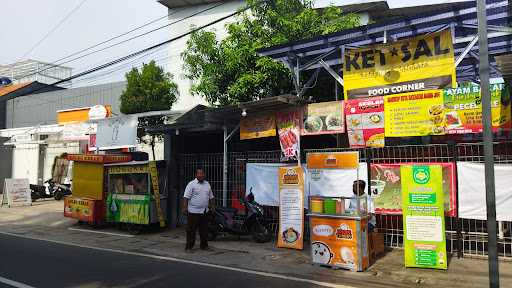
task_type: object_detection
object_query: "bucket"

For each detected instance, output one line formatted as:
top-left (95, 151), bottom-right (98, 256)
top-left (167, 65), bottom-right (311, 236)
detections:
top-left (323, 198), bottom-right (337, 215)
top-left (310, 198), bottom-right (323, 213)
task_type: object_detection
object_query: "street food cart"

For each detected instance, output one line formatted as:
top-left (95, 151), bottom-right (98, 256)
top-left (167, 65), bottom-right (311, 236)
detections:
top-left (105, 161), bottom-right (167, 233)
top-left (308, 196), bottom-right (370, 271)
top-left (64, 154), bottom-right (132, 225)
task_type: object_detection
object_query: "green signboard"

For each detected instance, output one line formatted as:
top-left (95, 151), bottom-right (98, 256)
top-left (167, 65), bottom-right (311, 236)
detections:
top-left (106, 194), bottom-right (150, 224)
top-left (401, 165), bottom-right (447, 270)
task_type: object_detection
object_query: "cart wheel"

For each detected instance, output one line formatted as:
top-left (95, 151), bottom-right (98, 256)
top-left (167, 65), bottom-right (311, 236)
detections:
top-left (126, 223), bottom-right (143, 235)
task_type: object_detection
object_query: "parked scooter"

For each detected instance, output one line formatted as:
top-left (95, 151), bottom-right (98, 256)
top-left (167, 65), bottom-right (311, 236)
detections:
top-left (208, 191), bottom-right (271, 243)
top-left (30, 179), bottom-right (55, 201)
top-left (53, 181), bottom-right (72, 201)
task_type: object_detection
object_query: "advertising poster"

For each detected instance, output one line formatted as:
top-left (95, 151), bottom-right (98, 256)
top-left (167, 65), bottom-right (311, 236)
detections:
top-left (1, 179), bottom-right (31, 207)
top-left (310, 217), bottom-right (368, 271)
top-left (96, 116), bottom-right (138, 150)
top-left (276, 110), bottom-right (301, 161)
top-left (370, 163), bottom-right (456, 216)
top-left (62, 123), bottom-right (96, 141)
top-left (401, 165), bottom-right (447, 269)
top-left (384, 90), bottom-right (445, 137)
top-left (240, 113), bottom-right (277, 140)
top-left (106, 194), bottom-right (150, 225)
top-left (277, 166), bottom-right (304, 250)
top-left (64, 197), bottom-right (95, 222)
top-left (343, 29), bottom-right (456, 100)
top-left (444, 83), bottom-right (512, 134)
top-left (345, 97), bottom-right (385, 147)
top-left (302, 101), bottom-right (344, 135)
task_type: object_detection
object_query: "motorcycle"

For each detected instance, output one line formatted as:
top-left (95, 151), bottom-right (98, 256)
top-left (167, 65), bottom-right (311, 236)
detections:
top-left (30, 179), bottom-right (72, 201)
top-left (53, 181), bottom-right (72, 201)
top-left (208, 191), bottom-right (271, 243)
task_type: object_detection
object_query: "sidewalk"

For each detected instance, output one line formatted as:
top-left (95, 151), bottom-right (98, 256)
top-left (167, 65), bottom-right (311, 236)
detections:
top-left (1, 201), bottom-right (510, 288)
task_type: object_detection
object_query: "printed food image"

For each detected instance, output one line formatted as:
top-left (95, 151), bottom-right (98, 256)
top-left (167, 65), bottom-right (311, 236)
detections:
top-left (369, 114), bottom-right (381, 124)
top-left (347, 115), bottom-right (361, 128)
top-left (279, 129), bottom-right (298, 149)
top-left (366, 133), bottom-right (384, 147)
top-left (430, 115), bottom-right (444, 125)
top-left (283, 227), bottom-right (300, 243)
top-left (304, 116), bottom-right (323, 133)
top-left (312, 242), bottom-right (333, 264)
top-left (340, 247), bottom-right (355, 265)
top-left (363, 112), bottom-right (384, 129)
top-left (432, 126), bottom-right (444, 135)
top-left (325, 114), bottom-right (342, 130)
top-left (348, 130), bottom-right (364, 145)
top-left (445, 112), bottom-right (461, 127)
top-left (429, 104), bottom-right (444, 116)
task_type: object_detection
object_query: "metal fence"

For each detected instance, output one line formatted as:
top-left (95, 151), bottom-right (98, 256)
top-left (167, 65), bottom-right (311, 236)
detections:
top-left (178, 142), bottom-right (512, 259)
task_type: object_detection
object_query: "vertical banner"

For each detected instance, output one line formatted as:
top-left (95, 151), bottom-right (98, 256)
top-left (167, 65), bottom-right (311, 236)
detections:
top-left (277, 166), bottom-right (304, 250)
top-left (302, 101), bottom-right (344, 135)
top-left (444, 83), bottom-right (511, 134)
top-left (343, 29), bottom-right (455, 100)
top-left (276, 110), bottom-right (301, 162)
top-left (384, 90), bottom-right (445, 137)
top-left (401, 165), bottom-right (447, 269)
top-left (345, 97), bottom-right (385, 147)
top-left (240, 113), bottom-right (277, 140)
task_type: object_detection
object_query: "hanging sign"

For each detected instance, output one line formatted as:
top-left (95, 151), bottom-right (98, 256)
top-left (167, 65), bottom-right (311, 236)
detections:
top-left (306, 152), bottom-right (359, 170)
top-left (96, 116), bottom-right (138, 150)
top-left (343, 29), bottom-right (455, 100)
top-left (370, 163), bottom-right (456, 217)
top-left (240, 113), bottom-right (276, 140)
top-left (384, 90), bottom-right (445, 137)
top-left (401, 165), bottom-right (447, 269)
top-left (1, 179), bottom-right (31, 207)
top-left (444, 83), bottom-right (511, 134)
top-left (62, 123), bottom-right (96, 141)
top-left (277, 166), bottom-right (304, 250)
top-left (345, 97), bottom-right (385, 147)
top-left (302, 101), bottom-right (344, 135)
top-left (276, 110), bottom-right (301, 161)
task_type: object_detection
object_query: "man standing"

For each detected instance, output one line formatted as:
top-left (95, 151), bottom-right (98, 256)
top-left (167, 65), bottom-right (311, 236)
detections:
top-left (349, 180), bottom-right (376, 232)
top-left (182, 168), bottom-right (215, 252)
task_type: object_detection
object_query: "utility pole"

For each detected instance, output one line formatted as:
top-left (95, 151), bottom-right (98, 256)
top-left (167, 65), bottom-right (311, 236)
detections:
top-left (476, 0), bottom-right (500, 287)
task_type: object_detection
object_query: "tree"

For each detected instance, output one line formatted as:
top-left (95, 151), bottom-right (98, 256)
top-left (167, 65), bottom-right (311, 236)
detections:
top-left (182, 0), bottom-right (359, 106)
top-left (120, 60), bottom-right (179, 159)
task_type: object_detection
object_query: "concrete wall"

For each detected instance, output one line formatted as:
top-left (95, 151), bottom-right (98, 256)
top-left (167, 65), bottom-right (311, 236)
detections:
top-left (5, 81), bottom-right (126, 128)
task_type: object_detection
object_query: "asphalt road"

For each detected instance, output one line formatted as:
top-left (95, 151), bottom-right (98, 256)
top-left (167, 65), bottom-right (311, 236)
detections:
top-left (0, 233), bottom-right (326, 288)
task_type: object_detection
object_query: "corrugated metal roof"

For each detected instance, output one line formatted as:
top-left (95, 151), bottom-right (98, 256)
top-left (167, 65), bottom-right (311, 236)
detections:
top-left (158, 0), bottom-right (224, 9)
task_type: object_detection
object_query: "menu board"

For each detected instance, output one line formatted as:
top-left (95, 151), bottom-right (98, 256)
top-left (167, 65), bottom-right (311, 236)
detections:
top-left (401, 165), bottom-right (447, 269)
top-left (277, 166), bottom-right (304, 250)
top-left (370, 163), bottom-right (456, 217)
top-left (384, 90), bottom-right (445, 137)
top-left (302, 101), bottom-right (344, 135)
top-left (276, 110), bottom-right (301, 162)
top-left (345, 97), bottom-right (385, 147)
top-left (64, 197), bottom-right (95, 222)
top-left (444, 83), bottom-right (511, 134)
top-left (240, 113), bottom-right (277, 140)
top-left (1, 179), bottom-right (31, 207)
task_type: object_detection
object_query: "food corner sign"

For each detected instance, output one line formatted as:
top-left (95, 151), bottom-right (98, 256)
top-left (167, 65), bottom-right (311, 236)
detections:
top-left (401, 165), bottom-right (447, 269)
top-left (277, 166), bottom-right (304, 250)
top-left (343, 29), bottom-right (455, 100)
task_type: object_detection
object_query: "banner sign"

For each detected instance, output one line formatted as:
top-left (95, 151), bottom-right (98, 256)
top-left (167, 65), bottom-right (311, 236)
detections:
top-left (107, 194), bottom-right (150, 224)
top-left (370, 163), bottom-right (456, 216)
top-left (310, 217), bottom-right (368, 271)
top-left (64, 197), bottom-right (95, 222)
top-left (96, 116), bottom-right (138, 150)
top-left (277, 166), bottom-right (304, 250)
top-left (67, 154), bottom-right (132, 164)
top-left (62, 123), bottom-right (96, 141)
top-left (302, 101), bottom-right (344, 135)
top-left (1, 179), bottom-right (31, 207)
top-left (345, 97), bottom-right (385, 147)
top-left (306, 152), bottom-right (359, 170)
top-left (384, 90), bottom-right (445, 137)
top-left (444, 83), bottom-right (511, 134)
top-left (240, 113), bottom-right (276, 140)
top-left (401, 165), bottom-right (447, 269)
top-left (276, 110), bottom-right (301, 161)
top-left (343, 29), bottom-right (455, 100)
top-left (108, 165), bottom-right (149, 174)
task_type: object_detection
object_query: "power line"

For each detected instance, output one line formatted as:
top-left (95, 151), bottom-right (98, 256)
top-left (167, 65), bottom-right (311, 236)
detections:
top-left (18, 0), bottom-right (89, 60)
top-left (16, 2), bottom-right (226, 81)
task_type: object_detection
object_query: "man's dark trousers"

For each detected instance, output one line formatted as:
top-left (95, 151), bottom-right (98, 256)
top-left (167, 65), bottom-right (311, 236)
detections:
top-left (186, 212), bottom-right (208, 250)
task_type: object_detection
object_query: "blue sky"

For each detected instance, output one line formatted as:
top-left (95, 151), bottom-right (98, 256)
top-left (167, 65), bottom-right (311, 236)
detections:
top-left (0, 0), bottom-right (467, 85)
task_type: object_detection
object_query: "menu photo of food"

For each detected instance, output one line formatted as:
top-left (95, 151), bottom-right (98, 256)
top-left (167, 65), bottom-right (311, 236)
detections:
top-left (277, 110), bottom-right (302, 161)
top-left (302, 101), bottom-right (344, 135)
top-left (345, 98), bottom-right (385, 148)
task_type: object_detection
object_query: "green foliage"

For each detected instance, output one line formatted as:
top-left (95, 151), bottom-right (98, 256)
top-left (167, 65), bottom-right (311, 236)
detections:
top-left (120, 61), bottom-right (179, 158)
top-left (182, 0), bottom-right (359, 106)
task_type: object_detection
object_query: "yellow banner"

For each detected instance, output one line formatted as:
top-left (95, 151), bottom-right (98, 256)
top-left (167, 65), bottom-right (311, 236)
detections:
top-left (108, 165), bottom-right (149, 174)
top-left (240, 113), bottom-right (276, 140)
top-left (343, 30), bottom-right (456, 100)
top-left (277, 166), bottom-right (304, 250)
top-left (384, 90), bottom-right (445, 137)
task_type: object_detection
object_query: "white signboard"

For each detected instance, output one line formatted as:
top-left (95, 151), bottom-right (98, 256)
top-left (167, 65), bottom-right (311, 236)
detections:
top-left (96, 116), bottom-right (138, 150)
top-left (308, 164), bottom-right (368, 198)
top-left (62, 123), bottom-right (96, 141)
top-left (1, 179), bottom-right (31, 207)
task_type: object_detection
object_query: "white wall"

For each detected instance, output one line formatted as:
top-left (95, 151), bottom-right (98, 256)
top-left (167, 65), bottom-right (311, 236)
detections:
top-left (12, 144), bottom-right (39, 184)
top-left (166, 1), bottom-right (246, 110)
